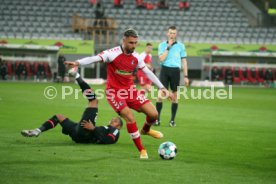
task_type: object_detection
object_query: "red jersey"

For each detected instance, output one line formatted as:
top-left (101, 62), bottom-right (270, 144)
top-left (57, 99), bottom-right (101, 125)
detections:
top-left (137, 51), bottom-right (153, 86)
top-left (98, 46), bottom-right (146, 90)
top-left (140, 51), bottom-right (152, 64)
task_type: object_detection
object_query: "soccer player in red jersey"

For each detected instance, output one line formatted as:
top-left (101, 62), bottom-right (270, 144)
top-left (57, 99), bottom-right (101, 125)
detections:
top-left (65, 29), bottom-right (173, 159)
top-left (137, 42), bottom-right (154, 95)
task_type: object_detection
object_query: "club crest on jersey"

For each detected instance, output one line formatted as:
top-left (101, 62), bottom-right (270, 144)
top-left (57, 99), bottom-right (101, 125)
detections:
top-left (131, 60), bottom-right (135, 65)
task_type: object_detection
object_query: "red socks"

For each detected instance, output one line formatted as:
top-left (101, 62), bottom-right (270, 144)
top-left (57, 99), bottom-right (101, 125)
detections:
top-left (142, 116), bottom-right (156, 133)
top-left (126, 122), bottom-right (144, 151)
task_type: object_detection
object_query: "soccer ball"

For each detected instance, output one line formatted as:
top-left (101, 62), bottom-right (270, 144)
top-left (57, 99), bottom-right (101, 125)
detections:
top-left (158, 141), bottom-right (177, 160)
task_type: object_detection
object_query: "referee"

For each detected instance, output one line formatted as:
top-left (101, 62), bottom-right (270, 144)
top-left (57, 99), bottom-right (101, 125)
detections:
top-left (155, 26), bottom-right (189, 127)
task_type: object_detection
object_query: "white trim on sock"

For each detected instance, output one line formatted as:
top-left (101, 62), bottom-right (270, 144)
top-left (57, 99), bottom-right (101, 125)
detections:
top-left (129, 131), bottom-right (140, 139)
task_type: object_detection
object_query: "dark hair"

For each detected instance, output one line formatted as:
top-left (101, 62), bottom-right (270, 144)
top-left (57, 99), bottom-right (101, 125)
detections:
top-left (168, 26), bottom-right (177, 30)
top-left (123, 28), bottom-right (139, 38)
top-left (146, 42), bottom-right (152, 46)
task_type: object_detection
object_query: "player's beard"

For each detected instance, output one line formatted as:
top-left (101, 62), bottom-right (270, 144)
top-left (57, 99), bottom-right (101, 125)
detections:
top-left (125, 47), bottom-right (135, 54)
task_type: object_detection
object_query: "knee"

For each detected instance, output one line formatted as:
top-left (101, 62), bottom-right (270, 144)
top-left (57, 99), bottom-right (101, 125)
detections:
top-left (55, 114), bottom-right (66, 122)
top-left (148, 110), bottom-right (158, 120)
top-left (172, 93), bottom-right (178, 103)
top-left (123, 115), bottom-right (136, 123)
top-left (87, 99), bottom-right (98, 108)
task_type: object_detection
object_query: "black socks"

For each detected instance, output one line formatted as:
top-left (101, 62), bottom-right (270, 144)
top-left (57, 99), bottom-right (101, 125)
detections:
top-left (39, 115), bottom-right (59, 132)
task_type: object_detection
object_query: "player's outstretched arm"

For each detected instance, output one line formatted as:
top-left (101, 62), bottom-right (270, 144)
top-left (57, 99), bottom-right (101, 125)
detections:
top-left (65, 55), bottom-right (103, 67)
top-left (159, 88), bottom-right (174, 101)
top-left (141, 67), bottom-right (174, 101)
top-left (141, 66), bottom-right (164, 89)
top-left (64, 61), bottom-right (80, 67)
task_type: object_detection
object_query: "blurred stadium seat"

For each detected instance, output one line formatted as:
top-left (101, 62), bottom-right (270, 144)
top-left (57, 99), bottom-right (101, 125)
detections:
top-left (1, 0), bottom-right (276, 85)
top-left (0, 0), bottom-right (275, 44)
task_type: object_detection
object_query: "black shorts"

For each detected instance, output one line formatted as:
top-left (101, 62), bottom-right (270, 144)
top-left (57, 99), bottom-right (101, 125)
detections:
top-left (160, 66), bottom-right (180, 92)
top-left (60, 107), bottom-right (98, 143)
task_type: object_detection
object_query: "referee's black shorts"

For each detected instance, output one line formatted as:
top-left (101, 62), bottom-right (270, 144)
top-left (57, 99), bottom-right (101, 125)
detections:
top-left (159, 66), bottom-right (180, 92)
top-left (60, 107), bottom-right (98, 143)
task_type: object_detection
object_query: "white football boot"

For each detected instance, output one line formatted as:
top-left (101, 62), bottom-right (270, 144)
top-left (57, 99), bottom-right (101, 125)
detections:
top-left (21, 129), bottom-right (41, 137)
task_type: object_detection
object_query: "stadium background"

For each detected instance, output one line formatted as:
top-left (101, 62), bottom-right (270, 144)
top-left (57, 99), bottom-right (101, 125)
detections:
top-left (1, 0), bottom-right (276, 83)
top-left (0, 0), bottom-right (276, 184)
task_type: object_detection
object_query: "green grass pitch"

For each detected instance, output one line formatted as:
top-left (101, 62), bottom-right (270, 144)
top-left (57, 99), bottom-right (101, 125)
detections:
top-left (0, 82), bottom-right (275, 184)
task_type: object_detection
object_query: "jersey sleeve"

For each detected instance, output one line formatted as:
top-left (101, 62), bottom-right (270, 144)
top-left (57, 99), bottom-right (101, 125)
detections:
top-left (158, 42), bottom-right (167, 56)
top-left (93, 126), bottom-right (120, 144)
top-left (139, 52), bottom-right (146, 61)
top-left (97, 46), bottom-right (122, 63)
top-left (135, 52), bottom-right (146, 69)
top-left (97, 50), bottom-right (111, 63)
top-left (180, 43), bottom-right (187, 58)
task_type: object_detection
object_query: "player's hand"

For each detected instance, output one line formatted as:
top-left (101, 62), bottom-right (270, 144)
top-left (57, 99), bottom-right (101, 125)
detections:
top-left (159, 88), bottom-right (175, 101)
top-left (81, 119), bottom-right (95, 131)
top-left (184, 77), bottom-right (189, 86)
top-left (64, 61), bottom-right (79, 67)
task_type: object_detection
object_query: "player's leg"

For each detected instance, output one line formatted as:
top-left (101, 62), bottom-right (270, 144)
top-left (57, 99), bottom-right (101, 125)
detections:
top-left (21, 114), bottom-right (65, 137)
top-left (119, 106), bottom-right (148, 159)
top-left (59, 118), bottom-right (83, 143)
top-left (76, 107), bottom-right (98, 140)
top-left (155, 67), bottom-right (169, 125)
top-left (106, 89), bottom-right (147, 159)
top-left (168, 68), bottom-right (180, 127)
top-left (69, 66), bottom-right (99, 139)
top-left (139, 102), bottom-right (163, 139)
top-left (74, 72), bottom-right (98, 119)
top-left (76, 76), bottom-right (98, 106)
top-left (68, 66), bottom-right (98, 107)
top-left (126, 89), bottom-right (163, 139)
top-left (79, 107), bottom-right (98, 126)
top-left (169, 91), bottom-right (178, 127)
